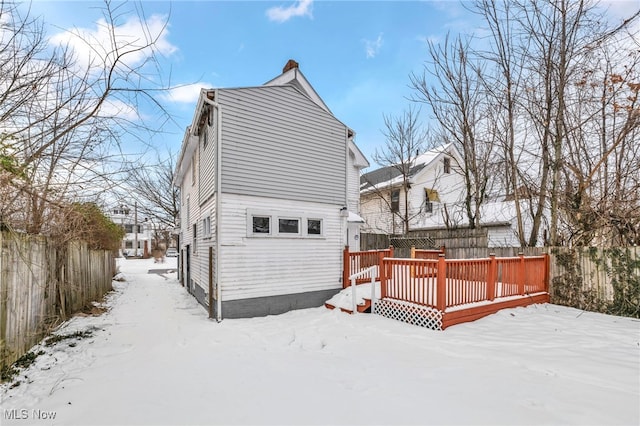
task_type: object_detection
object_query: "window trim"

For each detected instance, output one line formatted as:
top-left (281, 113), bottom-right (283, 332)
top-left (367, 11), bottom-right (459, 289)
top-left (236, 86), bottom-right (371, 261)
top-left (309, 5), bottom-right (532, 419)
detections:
top-left (251, 215), bottom-right (272, 236)
top-left (247, 210), bottom-right (325, 239)
top-left (307, 218), bottom-right (323, 236)
top-left (278, 217), bottom-right (301, 235)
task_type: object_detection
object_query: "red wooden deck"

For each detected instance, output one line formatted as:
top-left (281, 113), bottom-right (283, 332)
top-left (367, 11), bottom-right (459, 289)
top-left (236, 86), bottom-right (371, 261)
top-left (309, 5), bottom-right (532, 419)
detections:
top-left (333, 247), bottom-right (550, 330)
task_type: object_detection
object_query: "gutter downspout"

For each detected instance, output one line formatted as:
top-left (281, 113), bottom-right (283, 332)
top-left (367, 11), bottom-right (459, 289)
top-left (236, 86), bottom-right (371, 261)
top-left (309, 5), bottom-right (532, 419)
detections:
top-left (203, 92), bottom-right (223, 322)
top-left (343, 129), bottom-right (350, 249)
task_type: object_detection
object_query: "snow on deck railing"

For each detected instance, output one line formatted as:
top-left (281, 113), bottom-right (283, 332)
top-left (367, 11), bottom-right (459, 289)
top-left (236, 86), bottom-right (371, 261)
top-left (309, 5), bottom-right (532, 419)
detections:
top-left (380, 254), bottom-right (549, 311)
top-left (348, 266), bottom-right (378, 314)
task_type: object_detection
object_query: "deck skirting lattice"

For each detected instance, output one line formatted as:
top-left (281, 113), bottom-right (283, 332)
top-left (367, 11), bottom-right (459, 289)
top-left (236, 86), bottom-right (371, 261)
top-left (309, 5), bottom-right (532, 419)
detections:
top-left (373, 299), bottom-right (443, 330)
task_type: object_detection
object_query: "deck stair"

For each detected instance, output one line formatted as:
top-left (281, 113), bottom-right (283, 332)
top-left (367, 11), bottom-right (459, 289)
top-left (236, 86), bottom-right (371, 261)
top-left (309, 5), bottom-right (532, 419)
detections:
top-left (325, 298), bottom-right (371, 314)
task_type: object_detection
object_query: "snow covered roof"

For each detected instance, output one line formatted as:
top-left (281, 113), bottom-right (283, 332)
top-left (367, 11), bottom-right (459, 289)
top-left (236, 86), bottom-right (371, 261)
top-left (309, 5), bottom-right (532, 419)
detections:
top-left (360, 143), bottom-right (454, 193)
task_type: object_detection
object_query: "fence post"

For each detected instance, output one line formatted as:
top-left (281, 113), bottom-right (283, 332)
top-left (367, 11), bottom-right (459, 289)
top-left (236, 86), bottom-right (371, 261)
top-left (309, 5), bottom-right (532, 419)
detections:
top-left (379, 250), bottom-right (387, 300)
top-left (543, 252), bottom-right (550, 293)
top-left (343, 246), bottom-right (349, 289)
top-left (410, 245), bottom-right (416, 278)
top-left (487, 254), bottom-right (496, 301)
top-left (436, 254), bottom-right (446, 311)
top-left (518, 252), bottom-right (525, 296)
top-left (388, 245), bottom-right (394, 258)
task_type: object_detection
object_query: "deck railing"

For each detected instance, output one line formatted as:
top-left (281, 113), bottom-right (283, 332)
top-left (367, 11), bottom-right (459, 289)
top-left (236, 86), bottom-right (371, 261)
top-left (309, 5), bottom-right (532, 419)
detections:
top-left (342, 246), bottom-right (393, 288)
top-left (380, 254), bottom-right (549, 311)
top-left (412, 246), bottom-right (446, 260)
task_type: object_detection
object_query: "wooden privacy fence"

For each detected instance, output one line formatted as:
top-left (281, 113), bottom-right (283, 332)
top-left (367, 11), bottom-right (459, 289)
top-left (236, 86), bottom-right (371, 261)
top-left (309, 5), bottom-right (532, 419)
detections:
top-left (0, 232), bottom-right (115, 370)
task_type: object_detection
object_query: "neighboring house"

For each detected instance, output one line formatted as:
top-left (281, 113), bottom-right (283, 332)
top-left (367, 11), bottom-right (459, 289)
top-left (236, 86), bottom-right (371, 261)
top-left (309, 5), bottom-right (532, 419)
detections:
top-left (108, 205), bottom-right (153, 257)
top-left (360, 143), bottom-right (466, 234)
top-left (174, 60), bottom-right (369, 320)
top-left (359, 144), bottom-right (548, 247)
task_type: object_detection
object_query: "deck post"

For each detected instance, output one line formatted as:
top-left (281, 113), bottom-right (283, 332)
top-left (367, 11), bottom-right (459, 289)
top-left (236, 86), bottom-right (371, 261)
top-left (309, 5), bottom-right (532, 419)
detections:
top-left (518, 252), bottom-right (525, 296)
top-left (379, 250), bottom-right (387, 300)
top-left (388, 245), bottom-right (394, 258)
top-left (343, 246), bottom-right (349, 289)
top-left (440, 245), bottom-right (446, 256)
top-left (436, 254), bottom-right (446, 312)
top-left (351, 276), bottom-right (358, 315)
top-left (487, 254), bottom-right (496, 301)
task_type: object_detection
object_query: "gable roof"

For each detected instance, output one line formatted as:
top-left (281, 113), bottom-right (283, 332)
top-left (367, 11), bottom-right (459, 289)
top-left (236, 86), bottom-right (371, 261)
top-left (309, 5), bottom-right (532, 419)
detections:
top-left (360, 143), bottom-right (454, 193)
top-left (175, 60), bottom-right (368, 186)
top-left (263, 65), bottom-right (331, 114)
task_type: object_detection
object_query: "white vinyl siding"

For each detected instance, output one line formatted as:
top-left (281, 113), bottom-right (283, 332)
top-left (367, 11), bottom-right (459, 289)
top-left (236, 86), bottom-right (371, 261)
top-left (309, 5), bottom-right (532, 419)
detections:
top-left (218, 86), bottom-right (347, 205)
top-left (189, 195), bottom-right (217, 297)
top-left (199, 122), bottom-right (216, 205)
top-left (219, 193), bottom-right (343, 301)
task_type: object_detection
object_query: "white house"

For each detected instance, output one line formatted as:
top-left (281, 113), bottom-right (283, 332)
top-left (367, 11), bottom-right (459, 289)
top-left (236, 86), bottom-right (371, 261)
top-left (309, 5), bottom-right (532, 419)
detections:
top-left (359, 144), bottom-right (547, 247)
top-left (174, 60), bottom-right (369, 320)
top-left (360, 143), bottom-right (466, 234)
top-left (108, 204), bottom-right (152, 257)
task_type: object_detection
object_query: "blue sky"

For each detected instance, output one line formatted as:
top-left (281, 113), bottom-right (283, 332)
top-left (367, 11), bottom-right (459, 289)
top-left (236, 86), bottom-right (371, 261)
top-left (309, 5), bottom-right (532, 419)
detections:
top-left (23, 0), bottom-right (639, 167)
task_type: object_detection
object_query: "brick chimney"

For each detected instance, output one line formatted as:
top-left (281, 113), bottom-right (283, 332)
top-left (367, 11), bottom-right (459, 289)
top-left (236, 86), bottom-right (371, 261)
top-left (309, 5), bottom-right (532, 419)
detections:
top-left (282, 59), bottom-right (299, 73)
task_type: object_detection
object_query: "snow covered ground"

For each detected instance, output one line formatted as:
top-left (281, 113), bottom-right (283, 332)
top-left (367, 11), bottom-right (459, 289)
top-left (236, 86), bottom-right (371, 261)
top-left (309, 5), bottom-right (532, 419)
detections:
top-left (1, 257), bottom-right (639, 426)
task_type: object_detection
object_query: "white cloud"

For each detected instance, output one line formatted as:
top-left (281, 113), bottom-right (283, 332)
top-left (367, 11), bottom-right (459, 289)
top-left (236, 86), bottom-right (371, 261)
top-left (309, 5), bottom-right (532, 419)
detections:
top-left (266, 0), bottom-right (313, 23)
top-left (160, 83), bottom-right (212, 104)
top-left (49, 13), bottom-right (177, 73)
top-left (417, 35), bottom-right (441, 46)
top-left (98, 98), bottom-right (139, 122)
top-left (363, 33), bottom-right (384, 59)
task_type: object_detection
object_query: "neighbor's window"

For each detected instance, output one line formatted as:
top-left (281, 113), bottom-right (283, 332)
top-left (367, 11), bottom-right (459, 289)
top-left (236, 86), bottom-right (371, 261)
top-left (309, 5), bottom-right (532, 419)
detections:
top-left (307, 219), bottom-right (322, 235)
top-left (278, 218), bottom-right (300, 234)
top-left (391, 190), bottom-right (400, 213)
top-left (443, 157), bottom-right (451, 174)
top-left (252, 216), bottom-right (270, 234)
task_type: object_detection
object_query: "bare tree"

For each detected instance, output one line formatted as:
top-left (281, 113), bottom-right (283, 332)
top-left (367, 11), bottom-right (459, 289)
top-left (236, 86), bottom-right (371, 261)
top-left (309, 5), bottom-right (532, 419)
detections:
top-left (367, 107), bottom-right (429, 234)
top-left (0, 1), bottom-right (175, 237)
top-left (410, 34), bottom-right (494, 230)
top-left (124, 151), bottom-right (180, 230)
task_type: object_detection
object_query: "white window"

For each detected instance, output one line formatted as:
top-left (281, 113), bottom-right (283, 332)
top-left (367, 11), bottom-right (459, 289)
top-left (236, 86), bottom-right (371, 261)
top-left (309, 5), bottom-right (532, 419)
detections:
top-left (192, 223), bottom-right (197, 253)
top-left (203, 216), bottom-right (211, 238)
top-left (252, 216), bottom-right (271, 235)
top-left (278, 218), bottom-right (300, 235)
top-left (247, 210), bottom-right (324, 238)
top-left (307, 219), bottom-right (322, 236)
